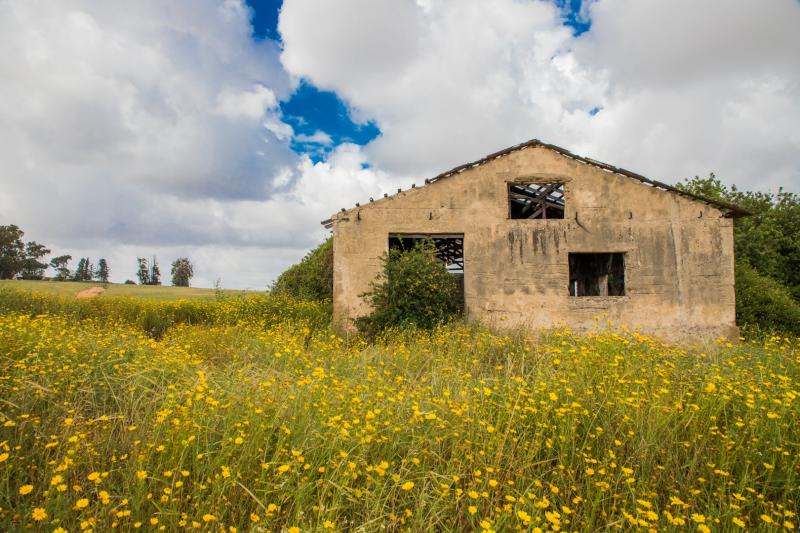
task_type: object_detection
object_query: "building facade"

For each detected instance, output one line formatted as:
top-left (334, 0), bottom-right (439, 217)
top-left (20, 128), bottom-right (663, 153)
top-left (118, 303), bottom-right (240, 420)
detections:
top-left (323, 140), bottom-right (749, 341)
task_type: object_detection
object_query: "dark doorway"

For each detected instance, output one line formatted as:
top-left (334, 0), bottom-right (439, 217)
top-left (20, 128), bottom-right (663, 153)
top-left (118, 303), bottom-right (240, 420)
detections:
top-left (569, 253), bottom-right (625, 296)
top-left (388, 233), bottom-right (465, 309)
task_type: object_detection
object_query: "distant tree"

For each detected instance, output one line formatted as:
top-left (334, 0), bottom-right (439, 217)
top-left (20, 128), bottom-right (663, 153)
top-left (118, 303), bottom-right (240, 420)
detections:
top-left (18, 242), bottom-right (51, 280)
top-left (170, 257), bottom-right (194, 287)
top-left (137, 256), bottom-right (161, 285)
top-left (1, 224), bottom-right (54, 280)
top-left (124, 279), bottom-right (136, 285)
top-left (0, 225), bottom-right (27, 279)
top-left (136, 258), bottom-right (150, 285)
top-left (95, 258), bottom-right (109, 283)
top-left (50, 255), bottom-right (72, 281)
top-left (150, 257), bottom-right (161, 286)
top-left (80, 258), bottom-right (91, 281)
top-left (73, 258), bottom-right (88, 281)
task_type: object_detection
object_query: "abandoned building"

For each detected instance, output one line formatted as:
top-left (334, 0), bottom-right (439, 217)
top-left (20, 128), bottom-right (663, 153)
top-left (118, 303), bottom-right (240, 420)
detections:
top-left (321, 139), bottom-right (750, 341)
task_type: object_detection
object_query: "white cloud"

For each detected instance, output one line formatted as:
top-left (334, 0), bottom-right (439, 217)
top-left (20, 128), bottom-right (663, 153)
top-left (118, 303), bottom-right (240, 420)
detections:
top-left (295, 130), bottom-right (333, 145)
top-left (280, 0), bottom-right (423, 93)
top-left (0, 0), bottom-right (312, 287)
top-left (215, 84), bottom-right (278, 120)
top-left (3, 0), bottom-right (799, 289)
top-left (5, 140), bottom-right (398, 288)
top-left (0, 0), bottom-right (408, 289)
top-left (279, 0), bottom-right (800, 192)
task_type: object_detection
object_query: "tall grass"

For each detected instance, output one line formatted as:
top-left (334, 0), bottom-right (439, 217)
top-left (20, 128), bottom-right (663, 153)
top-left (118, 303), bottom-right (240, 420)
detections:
top-left (0, 290), bottom-right (797, 531)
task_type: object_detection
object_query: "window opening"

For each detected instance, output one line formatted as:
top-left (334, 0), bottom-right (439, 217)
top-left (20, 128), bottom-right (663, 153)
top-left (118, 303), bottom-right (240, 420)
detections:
top-left (388, 233), bottom-right (465, 309)
top-left (569, 253), bottom-right (625, 296)
top-left (509, 183), bottom-right (565, 219)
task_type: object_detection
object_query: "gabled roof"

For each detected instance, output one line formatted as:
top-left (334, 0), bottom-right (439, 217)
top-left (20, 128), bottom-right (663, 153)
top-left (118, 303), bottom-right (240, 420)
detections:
top-left (322, 138), bottom-right (751, 228)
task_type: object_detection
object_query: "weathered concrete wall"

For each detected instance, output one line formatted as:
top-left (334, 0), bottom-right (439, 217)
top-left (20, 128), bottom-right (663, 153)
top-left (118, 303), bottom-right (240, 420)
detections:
top-left (329, 145), bottom-right (738, 342)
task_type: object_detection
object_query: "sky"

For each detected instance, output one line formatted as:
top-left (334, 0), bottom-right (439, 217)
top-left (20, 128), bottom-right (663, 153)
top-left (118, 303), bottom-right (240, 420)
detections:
top-left (0, 0), bottom-right (798, 289)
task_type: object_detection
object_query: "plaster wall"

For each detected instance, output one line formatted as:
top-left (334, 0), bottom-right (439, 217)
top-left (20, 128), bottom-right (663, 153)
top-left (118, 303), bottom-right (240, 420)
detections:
top-left (329, 146), bottom-right (737, 342)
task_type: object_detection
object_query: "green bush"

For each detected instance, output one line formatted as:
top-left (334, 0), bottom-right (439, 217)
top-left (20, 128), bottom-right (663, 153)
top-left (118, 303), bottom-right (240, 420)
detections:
top-left (270, 238), bottom-right (333, 301)
top-left (735, 260), bottom-right (800, 335)
top-left (355, 240), bottom-right (461, 337)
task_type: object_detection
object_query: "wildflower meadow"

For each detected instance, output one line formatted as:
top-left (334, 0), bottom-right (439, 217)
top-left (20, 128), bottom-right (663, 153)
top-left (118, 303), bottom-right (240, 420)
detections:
top-left (0, 288), bottom-right (797, 532)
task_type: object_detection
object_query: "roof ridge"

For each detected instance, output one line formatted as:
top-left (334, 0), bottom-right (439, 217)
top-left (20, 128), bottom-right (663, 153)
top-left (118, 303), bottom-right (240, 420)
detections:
top-left (322, 139), bottom-right (751, 227)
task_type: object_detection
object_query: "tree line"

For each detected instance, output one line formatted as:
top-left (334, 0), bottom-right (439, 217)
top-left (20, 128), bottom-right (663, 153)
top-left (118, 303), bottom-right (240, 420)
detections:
top-left (0, 225), bottom-right (195, 287)
top-left (49, 255), bottom-right (110, 282)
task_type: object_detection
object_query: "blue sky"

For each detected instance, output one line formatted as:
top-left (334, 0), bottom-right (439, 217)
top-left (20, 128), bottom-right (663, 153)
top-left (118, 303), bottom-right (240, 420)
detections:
top-left (246, 0), bottom-right (590, 162)
top-left (246, 0), bottom-right (380, 161)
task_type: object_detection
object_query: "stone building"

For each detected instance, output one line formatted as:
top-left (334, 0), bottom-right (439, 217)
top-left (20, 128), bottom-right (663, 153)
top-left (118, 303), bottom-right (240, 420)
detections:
top-left (322, 140), bottom-right (750, 341)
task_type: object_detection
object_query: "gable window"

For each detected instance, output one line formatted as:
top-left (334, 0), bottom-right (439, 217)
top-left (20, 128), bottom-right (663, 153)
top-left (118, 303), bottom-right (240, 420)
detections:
top-left (569, 253), bottom-right (625, 296)
top-left (508, 183), bottom-right (565, 219)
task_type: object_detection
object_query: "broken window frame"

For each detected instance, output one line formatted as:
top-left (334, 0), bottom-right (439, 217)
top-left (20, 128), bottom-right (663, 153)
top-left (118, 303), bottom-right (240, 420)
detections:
top-left (568, 252), bottom-right (626, 297)
top-left (388, 233), bottom-right (464, 274)
top-left (508, 182), bottom-right (565, 220)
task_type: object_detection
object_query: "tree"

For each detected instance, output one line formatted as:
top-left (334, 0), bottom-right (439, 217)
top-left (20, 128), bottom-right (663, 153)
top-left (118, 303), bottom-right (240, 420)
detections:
top-left (18, 242), bottom-right (51, 280)
top-left (50, 255), bottom-right (72, 281)
top-left (136, 258), bottom-right (150, 285)
top-left (270, 238), bottom-right (333, 300)
top-left (734, 261), bottom-right (800, 335)
top-left (0, 225), bottom-right (26, 279)
top-left (355, 240), bottom-right (461, 337)
top-left (170, 257), bottom-right (194, 287)
top-left (137, 256), bottom-right (161, 285)
top-left (95, 258), bottom-right (109, 282)
top-left (150, 257), bottom-right (161, 286)
top-left (71, 257), bottom-right (93, 281)
top-left (73, 258), bottom-right (87, 281)
top-left (1, 225), bottom-right (58, 280)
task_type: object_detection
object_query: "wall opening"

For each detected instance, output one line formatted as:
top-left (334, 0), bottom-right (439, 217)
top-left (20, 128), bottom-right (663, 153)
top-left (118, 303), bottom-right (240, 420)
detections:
top-left (569, 253), bottom-right (625, 296)
top-left (388, 233), bottom-right (464, 309)
top-left (508, 183), bottom-right (565, 219)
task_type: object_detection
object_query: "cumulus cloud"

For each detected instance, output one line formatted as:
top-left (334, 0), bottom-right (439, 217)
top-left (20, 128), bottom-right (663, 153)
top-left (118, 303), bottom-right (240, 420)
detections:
top-left (294, 130), bottom-right (334, 145)
top-left (0, 0), bottom-right (314, 286)
top-left (0, 0), bottom-right (302, 199)
top-left (3, 0), bottom-right (799, 288)
top-left (281, 0), bottom-right (595, 176)
top-left (279, 0), bottom-right (800, 191)
top-left (46, 143), bottom-right (401, 288)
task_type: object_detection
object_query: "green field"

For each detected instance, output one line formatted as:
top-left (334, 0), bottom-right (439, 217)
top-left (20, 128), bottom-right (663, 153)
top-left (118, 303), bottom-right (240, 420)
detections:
top-left (0, 279), bottom-right (249, 300)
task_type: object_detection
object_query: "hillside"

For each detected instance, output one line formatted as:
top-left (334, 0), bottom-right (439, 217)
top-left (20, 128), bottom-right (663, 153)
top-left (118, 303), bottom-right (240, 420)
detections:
top-left (0, 279), bottom-right (248, 300)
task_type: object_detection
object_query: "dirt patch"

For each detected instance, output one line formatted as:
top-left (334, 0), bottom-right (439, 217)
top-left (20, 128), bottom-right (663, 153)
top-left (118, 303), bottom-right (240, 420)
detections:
top-left (76, 286), bottom-right (105, 299)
